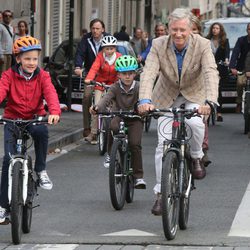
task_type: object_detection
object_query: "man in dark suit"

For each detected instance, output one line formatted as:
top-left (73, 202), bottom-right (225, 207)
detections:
top-left (229, 23), bottom-right (250, 113)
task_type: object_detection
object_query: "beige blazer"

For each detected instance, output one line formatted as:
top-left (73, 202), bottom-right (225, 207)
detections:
top-left (139, 33), bottom-right (219, 108)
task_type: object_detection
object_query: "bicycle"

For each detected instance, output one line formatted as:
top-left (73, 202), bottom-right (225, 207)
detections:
top-left (242, 72), bottom-right (250, 137)
top-left (88, 80), bottom-right (111, 155)
top-left (96, 110), bottom-right (141, 210)
top-left (0, 116), bottom-right (48, 244)
top-left (148, 107), bottom-right (199, 240)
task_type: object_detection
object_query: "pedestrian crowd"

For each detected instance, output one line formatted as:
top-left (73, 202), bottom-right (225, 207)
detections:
top-left (0, 6), bottom-right (249, 224)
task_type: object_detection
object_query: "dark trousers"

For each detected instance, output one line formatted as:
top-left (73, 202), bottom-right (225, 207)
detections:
top-left (109, 117), bottom-right (144, 179)
top-left (0, 124), bottom-right (48, 209)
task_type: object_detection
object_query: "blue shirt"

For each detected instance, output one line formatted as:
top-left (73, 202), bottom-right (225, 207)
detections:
top-left (173, 43), bottom-right (188, 78)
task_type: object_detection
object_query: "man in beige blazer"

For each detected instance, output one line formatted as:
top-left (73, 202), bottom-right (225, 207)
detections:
top-left (138, 8), bottom-right (219, 216)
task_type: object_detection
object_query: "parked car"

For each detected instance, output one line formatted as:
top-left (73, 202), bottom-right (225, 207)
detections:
top-left (204, 18), bottom-right (250, 106)
top-left (43, 39), bottom-right (137, 104)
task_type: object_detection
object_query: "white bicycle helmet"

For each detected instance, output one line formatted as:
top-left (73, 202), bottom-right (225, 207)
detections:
top-left (101, 36), bottom-right (117, 47)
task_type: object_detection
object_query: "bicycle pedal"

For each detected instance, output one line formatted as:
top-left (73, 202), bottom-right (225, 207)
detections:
top-left (0, 218), bottom-right (10, 225)
top-left (32, 204), bottom-right (40, 209)
top-left (191, 185), bottom-right (196, 190)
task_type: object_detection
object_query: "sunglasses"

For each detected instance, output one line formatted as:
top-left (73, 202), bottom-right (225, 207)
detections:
top-left (3, 14), bottom-right (12, 18)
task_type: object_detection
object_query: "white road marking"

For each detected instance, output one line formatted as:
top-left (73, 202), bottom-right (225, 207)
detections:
top-left (228, 181), bottom-right (250, 237)
top-left (101, 229), bottom-right (157, 236)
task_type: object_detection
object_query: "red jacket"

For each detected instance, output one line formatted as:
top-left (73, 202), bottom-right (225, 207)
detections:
top-left (0, 66), bottom-right (61, 119)
top-left (85, 51), bottom-right (122, 91)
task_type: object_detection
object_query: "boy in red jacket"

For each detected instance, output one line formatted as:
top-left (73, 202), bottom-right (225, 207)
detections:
top-left (84, 35), bottom-right (122, 144)
top-left (0, 36), bottom-right (61, 223)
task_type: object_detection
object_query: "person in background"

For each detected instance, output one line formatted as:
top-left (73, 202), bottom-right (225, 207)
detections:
top-left (138, 8), bottom-right (219, 216)
top-left (0, 36), bottom-right (61, 223)
top-left (138, 23), bottom-right (167, 64)
top-left (206, 22), bottom-right (230, 122)
top-left (84, 36), bottom-right (122, 144)
top-left (130, 27), bottom-right (147, 57)
top-left (229, 23), bottom-right (250, 113)
top-left (0, 10), bottom-right (14, 77)
top-left (191, 14), bottom-right (211, 167)
top-left (90, 55), bottom-right (146, 189)
top-left (14, 20), bottom-right (29, 40)
top-left (80, 28), bottom-right (88, 38)
top-left (0, 12), bottom-right (3, 23)
top-left (74, 18), bottom-right (109, 139)
top-left (114, 25), bottom-right (130, 42)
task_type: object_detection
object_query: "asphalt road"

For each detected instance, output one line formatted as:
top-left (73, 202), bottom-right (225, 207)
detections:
top-left (1, 112), bottom-right (250, 249)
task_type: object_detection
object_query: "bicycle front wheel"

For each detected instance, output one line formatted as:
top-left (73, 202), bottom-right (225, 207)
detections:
top-left (125, 155), bottom-right (134, 203)
top-left (244, 93), bottom-right (250, 134)
top-left (22, 156), bottom-right (35, 234)
top-left (11, 161), bottom-right (24, 244)
top-left (109, 140), bottom-right (127, 210)
top-left (98, 118), bottom-right (108, 155)
top-left (161, 151), bottom-right (179, 240)
top-left (144, 116), bottom-right (152, 132)
top-left (179, 157), bottom-right (192, 230)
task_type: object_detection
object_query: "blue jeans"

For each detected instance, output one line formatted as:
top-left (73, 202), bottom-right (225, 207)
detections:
top-left (0, 123), bottom-right (48, 209)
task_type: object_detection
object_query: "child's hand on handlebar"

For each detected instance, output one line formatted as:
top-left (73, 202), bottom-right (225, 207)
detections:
top-left (48, 115), bottom-right (60, 125)
top-left (89, 105), bottom-right (98, 115)
top-left (84, 79), bottom-right (91, 84)
top-left (74, 68), bottom-right (83, 77)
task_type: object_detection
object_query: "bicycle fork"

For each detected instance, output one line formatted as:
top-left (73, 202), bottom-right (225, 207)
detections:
top-left (179, 142), bottom-right (192, 199)
top-left (8, 157), bottom-right (29, 204)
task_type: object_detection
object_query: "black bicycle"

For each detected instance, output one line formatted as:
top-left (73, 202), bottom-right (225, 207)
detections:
top-left (97, 110), bottom-right (141, 210)
top-left (149, 107), bottom-right (199, 240)
top-left (0, 116), bottom-right (48, 244)
top-left (242, 72), bottom-right (250, 136)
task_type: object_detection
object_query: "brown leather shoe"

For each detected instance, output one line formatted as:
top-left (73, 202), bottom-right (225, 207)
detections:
top-left (83, 128), bottom-right (91, 138)
top-left (151, 195), bottom-right (162, 216)
top-left (192, 158), bottom-right (206, 180)
top-left (236, 104), bottom-right (242, 113)
top-left (202, 149), bottom-right (212, 167)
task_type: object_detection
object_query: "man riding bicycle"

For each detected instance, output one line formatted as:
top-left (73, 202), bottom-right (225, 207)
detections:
top-left (138, 8), bottom-right (219, 215)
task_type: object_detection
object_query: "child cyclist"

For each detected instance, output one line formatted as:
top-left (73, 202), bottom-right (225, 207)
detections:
top-left (84, 35), bottom-right (122, 144)
top-left (90, 55), bottom-right (146, 189)
top-left (0, 36), bottom-right (61, 223)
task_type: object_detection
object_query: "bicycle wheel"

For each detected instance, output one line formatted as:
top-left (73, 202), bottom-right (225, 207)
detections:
top-left (11, 161), bottom-right (24, 244)
top-left (125, 155), bottom-right (134, 203)
top-left (244, 93), bottom-right (250, 134)
top-left (22, 156), bottom-right (35, 234)
top-left (179, 157), bottom-right (191, 230)
top-left (144, 116), bottom-right (152, 132)
top-left (161, 151), bottom-right (179, 240)
top-left (98, 118), bottom-right (108, 155)
top-left (109, 140), bottom-right (127, 210)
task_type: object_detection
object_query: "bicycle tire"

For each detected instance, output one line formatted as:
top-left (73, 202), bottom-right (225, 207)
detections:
top-left (11, 161), bottom-right (24, 244)
top-left (98, 118), bottom-right (108, 156)
top-left (161, 151), bottom-right (179, 240)
top-left (22, 156), bottom-right (35, 234)
top-left (144, 116), bottom-right (152, 132)
top-left (179, 157), bottom-right (191, 230)
top-left (244, 93), bottom-right (250, 134)
top-left (125, 155), bottom-right (134, 203)
top-left (109, 140), bottom-right (127, 210)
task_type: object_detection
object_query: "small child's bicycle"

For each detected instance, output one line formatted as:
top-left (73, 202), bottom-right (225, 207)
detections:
top-left (97, 110), bottom-right (141, 210)
top-left (0, 116), bottom-right (48, 244)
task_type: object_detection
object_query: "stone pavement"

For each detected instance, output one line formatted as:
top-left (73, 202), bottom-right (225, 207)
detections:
top-left (0, 108), bottom-right (84, 157)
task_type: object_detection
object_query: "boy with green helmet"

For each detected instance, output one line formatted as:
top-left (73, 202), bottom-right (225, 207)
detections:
top-left (90, 55), bottom-right (146, 189)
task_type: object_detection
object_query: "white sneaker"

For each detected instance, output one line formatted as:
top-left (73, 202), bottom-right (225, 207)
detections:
top-left (103, 154), bottom-right (110, 168)
top-left (0, 206), bottom-right (9, 223)
top-left (134, 178), bottom-right (146, 189)
top-left (37, 170), bottom-right (53, 190)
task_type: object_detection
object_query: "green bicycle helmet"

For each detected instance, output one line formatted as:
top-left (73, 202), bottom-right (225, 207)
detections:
top-left (115, 55), bottom-right (138, 72)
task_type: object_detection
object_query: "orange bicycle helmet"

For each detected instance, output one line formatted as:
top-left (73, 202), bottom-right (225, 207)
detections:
top-left (13, 36), bottom-right (42, 55)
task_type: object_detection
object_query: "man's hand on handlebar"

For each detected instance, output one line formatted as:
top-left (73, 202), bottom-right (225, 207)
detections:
top-left (74, 68), bottom-right (83, 77)
top-left (48, 115), bottom-right (60, 125)
top-left (138, 103), bottom-right (155, 115)
top-left (198, 105), bottom-right (211, 116)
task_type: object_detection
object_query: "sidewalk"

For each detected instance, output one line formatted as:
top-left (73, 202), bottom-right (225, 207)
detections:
top-left (0, 108), bottom-right (84, 157)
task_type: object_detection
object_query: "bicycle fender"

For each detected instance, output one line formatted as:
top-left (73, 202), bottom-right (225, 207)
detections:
top-left (163, 147), bottom-right (181, 161)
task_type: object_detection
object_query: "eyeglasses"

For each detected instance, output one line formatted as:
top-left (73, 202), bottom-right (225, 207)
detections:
top-left (3, 14), bottom-right (12, 18)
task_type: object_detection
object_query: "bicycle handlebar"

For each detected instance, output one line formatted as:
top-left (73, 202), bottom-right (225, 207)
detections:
top-left (96, 110), bottom-right (141, 119)
top-left (0, 116), bottom-right (49, 126)
top-left (87, 80), bottom-right (111, 90)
